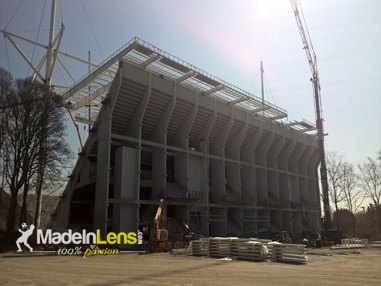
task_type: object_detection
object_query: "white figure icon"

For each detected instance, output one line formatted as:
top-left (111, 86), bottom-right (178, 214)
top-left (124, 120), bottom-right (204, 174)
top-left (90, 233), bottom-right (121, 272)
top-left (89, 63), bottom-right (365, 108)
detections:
top-left (16, 224), bottom-right (35, 252)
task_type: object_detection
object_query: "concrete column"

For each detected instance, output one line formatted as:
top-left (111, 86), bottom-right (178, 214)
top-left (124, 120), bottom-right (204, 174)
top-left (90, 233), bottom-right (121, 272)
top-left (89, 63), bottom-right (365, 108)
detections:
top-left (242, 209), bottom-right (257, 235)
top-left (289, 140), bottom-right (305, 173)
top-left (113, 146), bottom-right (139, 233)
top-left (210, 109), bottom-right (233, 202)
top-left (152, 148), bottom-right (166, 199)
top-left (226, 113), bottom-right (248, 161)
top-left (126, 72), bottom-right (151, 138)
top-left (152, 82), bottom-right (176, 199)
top-left (227, 208), bottom-right (242, 235)
top-left (197, 106), bottom-right (217, 237)
top-left (173, 91), bottom-right (198, 148)
top-left (255, 126), bottom-right (274, 167)
top-left (256, 126), bottom-right (274, 206)
top-left (267, 137), bottom-right (284, 169)
top-left (241, 126), bottom-right (262, 205)
top-left (94, 116), bottom-right (111, 236)
top-left (278, 139), bottom-right (296, 171)
top-left (173, 91), bottom-right (198, 200)
top-left (210, 108), bottom-right (233, 236)
top-left (241, 126), bottom-right (262, 162)
top-left (226, 114), bottom-right (248, 206)
top-left (152, 83), bottom-right (176, 144)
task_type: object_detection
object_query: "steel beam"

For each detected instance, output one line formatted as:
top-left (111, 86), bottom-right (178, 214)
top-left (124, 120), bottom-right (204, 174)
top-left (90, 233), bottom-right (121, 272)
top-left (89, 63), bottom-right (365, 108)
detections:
top-left (229, 96), bottom-right (250, 105)
top-left (204, 85), bottom-right (224, 96)
top-left (62, 41), bottom-right (138, 100)
top-left (176, 71), bottom-right (195, 83)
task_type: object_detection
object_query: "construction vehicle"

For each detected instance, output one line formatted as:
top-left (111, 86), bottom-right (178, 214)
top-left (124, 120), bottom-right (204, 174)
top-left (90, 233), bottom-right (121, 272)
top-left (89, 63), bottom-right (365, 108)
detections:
top-left (291, 0), bottom-right (331, 229)
top-left (302, 231), bottom-right (322, 248)
top-left (257, 229), bottom-right (292, 243)
top-left (320, 229), bottom-right (344, 246)
top-left (140, 199), bottom-right (197, 252)
top-left (302, 229), bottom-right (344, 248)
top-left (154, 199), bottom-right (169, 242)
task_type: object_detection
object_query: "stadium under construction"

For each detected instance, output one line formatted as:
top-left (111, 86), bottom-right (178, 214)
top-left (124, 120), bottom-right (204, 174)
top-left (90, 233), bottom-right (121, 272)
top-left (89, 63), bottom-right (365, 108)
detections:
top-left (51, 37), bottom-right (321, 240)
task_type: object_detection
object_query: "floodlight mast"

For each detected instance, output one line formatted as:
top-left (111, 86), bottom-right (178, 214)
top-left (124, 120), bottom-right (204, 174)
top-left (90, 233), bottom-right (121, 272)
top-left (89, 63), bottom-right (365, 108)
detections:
top-left (45, 0), bottom-right (56, 88)
top-left (290, 0), bottom-right (331, 230)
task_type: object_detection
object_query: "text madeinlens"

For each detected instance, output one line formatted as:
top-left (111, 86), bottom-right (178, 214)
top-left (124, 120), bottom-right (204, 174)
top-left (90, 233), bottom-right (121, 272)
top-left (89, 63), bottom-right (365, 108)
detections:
top-left (37, 229), bottom-right (141, 245)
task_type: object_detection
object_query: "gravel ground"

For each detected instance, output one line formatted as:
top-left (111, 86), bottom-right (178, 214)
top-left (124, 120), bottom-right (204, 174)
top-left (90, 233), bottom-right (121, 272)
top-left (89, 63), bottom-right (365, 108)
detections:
top-left (1, 248), bottom-right (380, 285)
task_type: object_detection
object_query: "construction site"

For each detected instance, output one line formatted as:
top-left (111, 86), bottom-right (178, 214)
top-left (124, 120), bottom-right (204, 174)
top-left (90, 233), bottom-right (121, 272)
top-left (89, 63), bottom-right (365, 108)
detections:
top-left (1, 0), bottom-right (381, 285)
top-left (50, 36), bottom-right (321, 242)
top-left (45, 0), bottom-right (328, 246)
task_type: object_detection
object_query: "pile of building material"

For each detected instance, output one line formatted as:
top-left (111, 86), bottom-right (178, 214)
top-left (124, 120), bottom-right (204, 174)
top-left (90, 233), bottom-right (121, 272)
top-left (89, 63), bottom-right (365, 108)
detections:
top-left (188, 238), bottom-right (209, 256)
top-left (331, 238), bottom-right (368, 249)
top-left (230, 239), bottom-right (268, 261)
top-left (188, 237), bottom-right (308, 264)
top-left (369, 241), bottom-right (381, 248)
top-left (271, 243), bottom-right (308, 264)
top-left (209, 237), bottom-right (232, 258)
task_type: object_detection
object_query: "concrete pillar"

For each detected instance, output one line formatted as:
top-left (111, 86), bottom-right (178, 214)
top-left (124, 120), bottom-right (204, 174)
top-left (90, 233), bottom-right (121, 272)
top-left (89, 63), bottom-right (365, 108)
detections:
top-left (94, 116), bottom-right (111, 236)
top-left (241, 126), bottom-right (262, 204)
top-left (113, 146), bottom-right (139, 233)
top-left (126, 72), bottom-right (151, 138)
top-left (152, 147), bottom-right (166, 199)
top-left (256, 126), bottom-right (274, 206)
top-left (226, 114), bottom-right (248, 204)
top-left (173, 91), bottom-right (198, 203)
top-left (197, 105), bottom-right (217, 237)
top-left (152, 82), bottom-right (176, 199)
top-left (210, 108), bottom-right (233, 236)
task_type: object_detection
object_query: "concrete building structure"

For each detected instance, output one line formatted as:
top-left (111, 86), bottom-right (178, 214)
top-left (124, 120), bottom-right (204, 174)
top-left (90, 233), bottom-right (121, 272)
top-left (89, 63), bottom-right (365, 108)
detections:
top-left (51, 38), bottom-right (321, 240)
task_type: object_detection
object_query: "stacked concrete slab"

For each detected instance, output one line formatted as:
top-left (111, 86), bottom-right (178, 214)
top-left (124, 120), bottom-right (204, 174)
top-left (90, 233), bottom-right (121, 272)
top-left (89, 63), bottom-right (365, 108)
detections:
top-left (189, 237), bottom-right (307, 264)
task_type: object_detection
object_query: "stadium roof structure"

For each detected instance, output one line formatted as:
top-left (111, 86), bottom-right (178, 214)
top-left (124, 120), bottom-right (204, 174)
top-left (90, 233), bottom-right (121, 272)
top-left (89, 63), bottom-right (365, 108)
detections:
top-left (287, 119), bottom-right (317, 132)
top-left (62, 37), bottom-right (288, 124)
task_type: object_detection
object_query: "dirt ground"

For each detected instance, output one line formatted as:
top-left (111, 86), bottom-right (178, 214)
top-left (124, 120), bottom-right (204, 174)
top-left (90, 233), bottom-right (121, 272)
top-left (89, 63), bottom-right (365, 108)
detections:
top-left (0, 248), bottom-right (380, 286)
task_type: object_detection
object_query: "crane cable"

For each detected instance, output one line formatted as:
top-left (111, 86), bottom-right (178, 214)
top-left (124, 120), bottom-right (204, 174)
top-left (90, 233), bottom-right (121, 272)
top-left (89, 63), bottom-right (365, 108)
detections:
top-left (27, 0), bottom-right (47, 77)
top-left (4, 40), bottom-right (12, 73)
top-left (5, 0), bottom-right (24, 28)
top-left (65, 106), bottom-right (84, 149)
top-left (80, 0), bottom-right (104, 60)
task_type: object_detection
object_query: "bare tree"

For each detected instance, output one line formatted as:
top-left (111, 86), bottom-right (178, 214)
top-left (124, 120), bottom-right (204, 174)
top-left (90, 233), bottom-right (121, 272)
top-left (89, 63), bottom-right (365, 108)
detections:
top-left (1, 69), bottom-right (70, 231)
top-left (340, 162), bottom-right (363, 235)
top-left (0, 69), bottom-right (14, 208)
top-left (327, 152), bottom-right (345, 228)
top-left (358, 152), bottom-right (381, 231)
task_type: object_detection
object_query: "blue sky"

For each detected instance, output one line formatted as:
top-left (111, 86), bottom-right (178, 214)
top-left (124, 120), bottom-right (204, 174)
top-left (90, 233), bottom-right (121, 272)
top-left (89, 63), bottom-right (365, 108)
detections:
top-left (1, 0), bottom-right (380, 165)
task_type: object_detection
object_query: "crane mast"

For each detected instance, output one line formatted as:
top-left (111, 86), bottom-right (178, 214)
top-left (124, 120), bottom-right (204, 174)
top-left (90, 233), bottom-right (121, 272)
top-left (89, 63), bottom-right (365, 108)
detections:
top-left (290, 0), bottom-right (331, 229)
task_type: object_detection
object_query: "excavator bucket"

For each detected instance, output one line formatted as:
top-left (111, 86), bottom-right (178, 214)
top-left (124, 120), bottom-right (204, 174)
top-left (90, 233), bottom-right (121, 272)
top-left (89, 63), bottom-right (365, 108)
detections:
top-left (157, 229), bottom-right (168, 241)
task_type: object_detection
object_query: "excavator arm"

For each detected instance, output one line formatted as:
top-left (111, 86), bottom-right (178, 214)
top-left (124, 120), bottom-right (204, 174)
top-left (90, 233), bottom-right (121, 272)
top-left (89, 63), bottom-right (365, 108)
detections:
top-left (154, 199), bottom-right (168, 241)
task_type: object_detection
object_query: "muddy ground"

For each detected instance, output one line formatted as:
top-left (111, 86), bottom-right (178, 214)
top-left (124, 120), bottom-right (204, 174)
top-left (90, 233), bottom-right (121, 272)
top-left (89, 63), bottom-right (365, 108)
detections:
top-left (0, 248), bottom-right (380, 285)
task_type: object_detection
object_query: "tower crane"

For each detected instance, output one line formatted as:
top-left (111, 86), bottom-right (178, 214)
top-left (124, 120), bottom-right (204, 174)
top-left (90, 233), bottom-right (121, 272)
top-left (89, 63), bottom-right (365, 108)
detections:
top-left (290, 0), bottom-right (331, 229)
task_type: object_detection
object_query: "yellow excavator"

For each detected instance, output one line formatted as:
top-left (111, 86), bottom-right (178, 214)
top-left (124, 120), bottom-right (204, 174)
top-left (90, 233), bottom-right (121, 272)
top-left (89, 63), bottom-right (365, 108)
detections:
top-left (142, 198), bottom-right (196, 252)
top-left (154, 199), bottom-right (169, 241)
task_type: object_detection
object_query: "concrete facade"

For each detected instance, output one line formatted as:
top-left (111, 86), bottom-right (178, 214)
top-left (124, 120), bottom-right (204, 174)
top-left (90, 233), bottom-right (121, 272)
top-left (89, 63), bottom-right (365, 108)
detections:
top-left (52, 55), bottom-right (321, 240)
